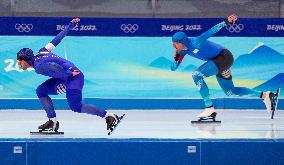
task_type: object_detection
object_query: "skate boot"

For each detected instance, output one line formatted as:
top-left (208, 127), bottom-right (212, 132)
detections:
top-left (261, 91), bottom-right (276, 113)
top-left (105, 113), bottom-right (119, 130)
top-left (262, 88), bottom-right (281, 119)
top-left (38, 118), bottom-right (59, 132)
top-left (196, 106), bottom-right (216, 119)
top-left (191, 106), bottom-right (221, 124)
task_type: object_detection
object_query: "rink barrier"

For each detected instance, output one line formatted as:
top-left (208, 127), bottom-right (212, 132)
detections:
top-left (0, 138), bottom-right (284, 165)
top-left (0, 98), bottom-right (283, 110)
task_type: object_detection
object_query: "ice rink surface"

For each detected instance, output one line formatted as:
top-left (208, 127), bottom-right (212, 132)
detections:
top-left (0, 109), bottom-right (283, 139)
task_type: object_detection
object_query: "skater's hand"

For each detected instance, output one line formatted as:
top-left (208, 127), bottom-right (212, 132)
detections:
top-left (226, 14), bottom-right (238, 25)
top-left (72, 70), bottom-right (81, 76)
top-left (71, 18), bottom-right (80, 24)
top-left (171, 61), bottom-right (179, 71)
top-left (174, 50), bottom-right (180, 62)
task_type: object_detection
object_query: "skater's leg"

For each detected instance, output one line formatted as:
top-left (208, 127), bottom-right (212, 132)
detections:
top-left (66, 89), bottom-right (118, 130)
top-left (36, 78), bottom-right (65, 118)
top-left (38, 97), bottom-right (56, 118)
top-left (65, 73), bottom-right (106, 117)
top-left (260, 90), bottom-right (279, 113)
top-left (216, 75), bottom-right (261, 97)
top-left (66, 89), bottom-right (107, 117)
top-left (216, 72), bottom-right (277, 113)
top-left (66, 75), bottom-right (119, 130)
top-left (192, 60), bottom-right (219, 107)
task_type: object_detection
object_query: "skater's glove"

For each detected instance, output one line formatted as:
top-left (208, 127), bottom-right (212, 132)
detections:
top-left (171, 50), bottom-right (181, 71)
top-left (171, 61), bottom-right (180, 71)
top-left (174, 50), bottom-right (181, 62)
top-left (71, 18), bottom-right (80, 24)
top-left (225, 14), bottom-right (238, 25)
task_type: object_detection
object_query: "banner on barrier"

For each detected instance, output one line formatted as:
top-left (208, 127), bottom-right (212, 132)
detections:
top-left (1, 17), bottom-right (284, 36)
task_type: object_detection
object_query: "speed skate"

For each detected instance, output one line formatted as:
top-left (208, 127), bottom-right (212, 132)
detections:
top-left (191, 112), bottom-right (221, 124)
top-left (108, 113), bottom-right (125, 135)
top-left (30, 119), bottom-right (64, 136)
top-left (271, 88), bottom-right (281, 119)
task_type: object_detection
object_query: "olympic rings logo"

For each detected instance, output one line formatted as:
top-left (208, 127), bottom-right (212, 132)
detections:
top-left (225, 24), bottom-right (244, 33)
top-left (15, 23), bottom-right (33, 32)
top-left (120, 24), bottom-right (139, 33)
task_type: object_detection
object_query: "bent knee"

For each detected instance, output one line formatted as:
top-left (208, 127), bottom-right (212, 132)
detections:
top-left (36, 86), bottom-right (47, 98)
top-left (68, 102), bottom-right (82, 113)
top-left (224, 89), bottom-right (234, 96)
top-left (192, 71), bottom-right (205, 82)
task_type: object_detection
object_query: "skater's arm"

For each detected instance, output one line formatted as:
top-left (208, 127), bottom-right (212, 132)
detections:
top-left (36, 62), bottom-right (78, 78)
top-left (192, 14), bottom-right (238, 47)
top-left (43, 18), bottom-right (80, 52)
top-left (61, 62), bottom-right (81, 76)
top-left (192, 22), bottom-right (226, 47)
top-left (171, 50), bottom-right (185, 71)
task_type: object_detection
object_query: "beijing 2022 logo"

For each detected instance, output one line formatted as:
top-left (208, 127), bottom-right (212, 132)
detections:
top-left (225, 24), bottom-right (244, 33)
top-left (120, 24), bottom-right (139, 33)
top-left (15, 23), bottom-right (33, 33)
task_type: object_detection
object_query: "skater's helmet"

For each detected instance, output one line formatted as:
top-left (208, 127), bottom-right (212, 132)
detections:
top-left (17, 48), bottom-right (34, 65)
top-left (172, 31), bottom-right (188, 45)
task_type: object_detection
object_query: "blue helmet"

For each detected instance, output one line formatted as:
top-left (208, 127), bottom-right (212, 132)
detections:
top-left (17, 48), bottom-right (34, 61)
top-left (172, 31), bottom-right (187, 43)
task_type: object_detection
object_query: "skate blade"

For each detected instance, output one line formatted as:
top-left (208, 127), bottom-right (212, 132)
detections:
top-left (108, 114), bottom-right (125, 136)
top-left (30, 131), bottom-right (64, 137)
top-left (191, 120), bottom-right (221, 125)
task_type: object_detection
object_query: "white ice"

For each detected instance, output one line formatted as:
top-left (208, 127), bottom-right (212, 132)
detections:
top-left (0, 109), bottom-right (283, 139)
